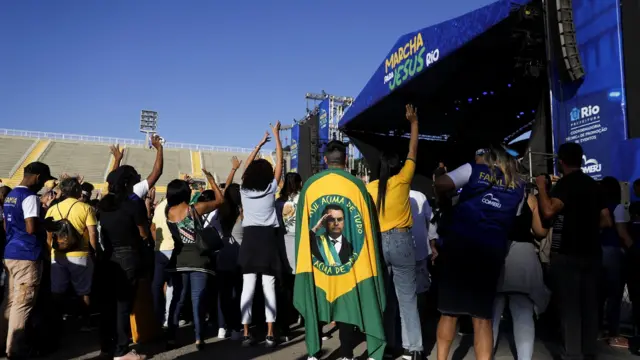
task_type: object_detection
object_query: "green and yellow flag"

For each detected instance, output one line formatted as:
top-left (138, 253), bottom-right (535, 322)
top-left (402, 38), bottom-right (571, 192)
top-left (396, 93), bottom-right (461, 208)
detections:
top-left (294, 169), bottom-right (386, 359)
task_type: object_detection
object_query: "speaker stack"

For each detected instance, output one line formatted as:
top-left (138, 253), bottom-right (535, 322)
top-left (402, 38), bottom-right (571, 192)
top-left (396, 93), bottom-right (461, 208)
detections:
top-left (555, 0), bottom-right (585, 81)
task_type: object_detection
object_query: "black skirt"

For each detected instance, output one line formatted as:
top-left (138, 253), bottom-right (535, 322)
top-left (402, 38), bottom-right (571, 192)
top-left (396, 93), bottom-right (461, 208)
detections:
top-left (437, 236), bottom-right (507, 320)
top-left (238, 226), bottom-right (282, 277)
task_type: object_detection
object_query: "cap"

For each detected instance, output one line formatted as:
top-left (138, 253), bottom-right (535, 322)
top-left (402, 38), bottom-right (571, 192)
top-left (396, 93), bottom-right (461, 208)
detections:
top-left (24, 162), bottom-right (57, 181)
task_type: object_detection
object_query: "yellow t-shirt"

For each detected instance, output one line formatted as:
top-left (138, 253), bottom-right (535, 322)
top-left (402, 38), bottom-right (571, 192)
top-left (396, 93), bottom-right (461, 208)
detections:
top-left (366, 158), bottom-right (415, 232)
top-left (152, 199), bottom-right (174, 251)
top-left (46, 198), bottom-right (97, 257)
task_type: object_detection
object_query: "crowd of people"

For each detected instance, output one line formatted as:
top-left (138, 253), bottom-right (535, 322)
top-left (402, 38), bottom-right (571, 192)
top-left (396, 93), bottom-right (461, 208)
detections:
top-left (0, 107), bottom-right (639, 360)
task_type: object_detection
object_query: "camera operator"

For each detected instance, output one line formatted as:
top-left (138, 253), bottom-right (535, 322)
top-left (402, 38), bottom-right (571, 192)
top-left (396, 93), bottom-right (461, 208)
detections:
top-left (535, 142), bottom-right (612, 360)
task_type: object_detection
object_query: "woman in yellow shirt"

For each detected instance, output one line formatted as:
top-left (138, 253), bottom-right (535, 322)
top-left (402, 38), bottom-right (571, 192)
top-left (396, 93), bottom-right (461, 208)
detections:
top-left (366, 104), bottom-right (422, 360)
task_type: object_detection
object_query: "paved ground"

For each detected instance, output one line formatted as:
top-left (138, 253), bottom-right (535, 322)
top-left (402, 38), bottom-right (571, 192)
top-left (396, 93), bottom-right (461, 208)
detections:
top-left (4, 321), bottom-right (639, 360)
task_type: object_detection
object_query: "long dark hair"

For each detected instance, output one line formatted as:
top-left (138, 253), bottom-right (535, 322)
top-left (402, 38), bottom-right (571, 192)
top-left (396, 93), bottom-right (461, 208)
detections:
top-left (242, 159), bottom-right (274, 192)
top-left (98, 165), bottom-right (139, 212)
top-left (218, 183), bottom-right (242, 235)
top-left (278, 172), bottom-right (302, 202)
top-left (165, 179), bottom-right (192, 216)
top-left (376, 152), bottom-right (402, 215)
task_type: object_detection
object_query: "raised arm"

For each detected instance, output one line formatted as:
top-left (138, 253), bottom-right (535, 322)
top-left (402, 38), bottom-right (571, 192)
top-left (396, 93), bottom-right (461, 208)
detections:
top-left (224, 156), bottom-right (242, 193)
top-left (146, 134), bottom-right (164, 188)
top-left (405, 104), bottom-right (419, 161)
top-left (109, 145), bottom-right (124, 172)
top-left (198, 168), bottom-right (224, 214)
top-left (244, 131), bottom-right (270, 171)
top-left (271, 121), bottom-right (283, 182)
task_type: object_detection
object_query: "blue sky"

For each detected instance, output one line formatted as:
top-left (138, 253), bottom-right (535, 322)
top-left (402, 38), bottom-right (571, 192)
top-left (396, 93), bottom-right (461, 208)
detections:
top-left (0, 0), bottom-right (496, 148)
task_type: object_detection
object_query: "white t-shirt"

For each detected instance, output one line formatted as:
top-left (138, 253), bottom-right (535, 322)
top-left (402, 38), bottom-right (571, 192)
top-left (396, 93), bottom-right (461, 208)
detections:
top-left (614, 204), bottom-right (630, 223)
top-left (203, 209), bottom-right (223, 235)
top-left (410, 190), bottom-right (432, 261)
top-left (240, 178), bottom-right (279, 228)
top-left (14, 186), bottom-right (39, 219)
top-left (133, 180), bottom-right (150, 199)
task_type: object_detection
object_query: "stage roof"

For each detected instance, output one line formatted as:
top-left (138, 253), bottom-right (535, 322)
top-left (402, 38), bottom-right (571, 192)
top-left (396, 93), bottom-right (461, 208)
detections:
top-left (338, 0), bottom-right (546, 173)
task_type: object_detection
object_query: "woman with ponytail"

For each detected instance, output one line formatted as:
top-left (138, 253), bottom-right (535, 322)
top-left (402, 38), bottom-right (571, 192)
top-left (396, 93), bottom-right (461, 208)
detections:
top-left (366, 104), bottom-right (423, 359)
top-left (98, 165), bottom-right (149, 360)
top-left (433, 147), bottom-right (525, 360)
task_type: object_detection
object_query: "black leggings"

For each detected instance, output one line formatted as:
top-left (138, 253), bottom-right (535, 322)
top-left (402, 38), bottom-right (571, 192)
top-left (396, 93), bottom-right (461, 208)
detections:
top-left (98, 248), bottom-right (140, 357)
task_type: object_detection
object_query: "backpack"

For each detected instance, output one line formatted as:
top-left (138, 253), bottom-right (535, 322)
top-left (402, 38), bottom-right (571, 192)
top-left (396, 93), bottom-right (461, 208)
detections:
top-left (52, 201), bottom-right (82, 252)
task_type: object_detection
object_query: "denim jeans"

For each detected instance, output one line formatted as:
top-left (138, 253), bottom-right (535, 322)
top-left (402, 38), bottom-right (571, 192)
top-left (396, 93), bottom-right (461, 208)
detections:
top-left (169, 271), bottom-right (209, 341)
top-left (381, 229), bottom-right (423, 352)
top-left (601, 246), bottom-right (625, 336)
top-left (493, 294), bottom-right (535, 360)
top-left (152, 250), bottom-right (173, 326)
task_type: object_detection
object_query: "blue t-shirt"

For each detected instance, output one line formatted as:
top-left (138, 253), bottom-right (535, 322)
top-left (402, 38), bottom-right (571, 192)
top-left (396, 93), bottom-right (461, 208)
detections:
top-left (3, 186), bottom-right (42, 261)
top-left (449, 163), bottom-right (525, 249)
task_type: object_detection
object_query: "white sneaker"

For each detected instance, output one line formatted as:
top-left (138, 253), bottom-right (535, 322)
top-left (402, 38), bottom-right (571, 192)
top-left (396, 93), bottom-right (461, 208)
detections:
top-left (307, 357), bottom-right (318, 360)
top-left (231, 330), bottom-right (243, 341)
top-left (217, 328), bottom-right (227, 339)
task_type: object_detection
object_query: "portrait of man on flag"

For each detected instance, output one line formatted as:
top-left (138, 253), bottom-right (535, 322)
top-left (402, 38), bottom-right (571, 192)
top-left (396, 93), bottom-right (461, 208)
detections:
top-left (310, 203), bottom-right (354, 266)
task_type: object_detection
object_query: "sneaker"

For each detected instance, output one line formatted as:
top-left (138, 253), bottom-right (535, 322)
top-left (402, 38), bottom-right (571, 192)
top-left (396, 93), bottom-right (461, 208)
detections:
top-left (231, 330), bottom-right (243, 341)
top-left (113, 350), bottom-right (147, 360)
top-left (241, 335), bottom-right (253, 347)
top-left (217, 328), bottom-right (227, 339)
top-left (265, 336), bottom-right (276, 348)
top-left (307, 357), bottom-right (319, 360)
top-left (403, 349), bottom-right (412, 360)
top-left (410, 350), bottom-right (425, 360)
top-left (179, 319), bottom-right (188, 327)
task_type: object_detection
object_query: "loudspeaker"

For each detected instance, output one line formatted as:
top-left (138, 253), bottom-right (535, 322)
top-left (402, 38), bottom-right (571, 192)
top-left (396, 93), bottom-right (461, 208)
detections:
top-left (621, 0), bottom-right (640, 138)
top-left (556, 0), bottom-right (585, 81)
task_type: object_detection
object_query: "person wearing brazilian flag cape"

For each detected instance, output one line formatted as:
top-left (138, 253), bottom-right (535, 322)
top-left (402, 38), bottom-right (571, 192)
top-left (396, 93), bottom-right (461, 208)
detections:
top-left (294, 140), bottom-right (386, 360)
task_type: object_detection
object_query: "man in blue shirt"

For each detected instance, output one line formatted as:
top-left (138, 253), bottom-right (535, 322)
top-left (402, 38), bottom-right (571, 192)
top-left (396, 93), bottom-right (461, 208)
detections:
top-left (1, 161), bottom-right (56, 359)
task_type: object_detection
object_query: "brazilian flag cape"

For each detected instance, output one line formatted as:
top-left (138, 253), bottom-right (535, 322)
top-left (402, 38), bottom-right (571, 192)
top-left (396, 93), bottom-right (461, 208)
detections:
top-left (293, 169), bottom-right (386, 360)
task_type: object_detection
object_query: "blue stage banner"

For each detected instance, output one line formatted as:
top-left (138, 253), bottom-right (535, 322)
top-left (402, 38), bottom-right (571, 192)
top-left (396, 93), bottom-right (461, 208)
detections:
top-left (339, 0), bottom-right (531, 128)
top-left (290, 123), bottom-right (300, 173)
top-left (318, 99), bottom-right (330, 167)
top-left (550, 0), bottom-right (640, 185)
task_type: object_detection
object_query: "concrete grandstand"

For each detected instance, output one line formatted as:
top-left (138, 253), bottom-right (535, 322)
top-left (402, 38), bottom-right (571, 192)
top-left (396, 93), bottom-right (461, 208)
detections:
top-left (0, 129), bottom-right (288, 197)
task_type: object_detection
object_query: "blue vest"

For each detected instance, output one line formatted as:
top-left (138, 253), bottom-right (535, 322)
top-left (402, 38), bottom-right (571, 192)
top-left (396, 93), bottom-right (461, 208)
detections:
top-left (600, 203), bottom-right (620, 247)
top-left (3, 187), bottom-right (42, 261)
top-left (449, 163), bottom-right (525, 249)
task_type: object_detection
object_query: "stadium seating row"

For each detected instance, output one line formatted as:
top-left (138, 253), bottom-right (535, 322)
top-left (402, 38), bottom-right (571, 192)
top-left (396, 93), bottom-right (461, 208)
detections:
top-left (0, 135), bottom-right (288, 198)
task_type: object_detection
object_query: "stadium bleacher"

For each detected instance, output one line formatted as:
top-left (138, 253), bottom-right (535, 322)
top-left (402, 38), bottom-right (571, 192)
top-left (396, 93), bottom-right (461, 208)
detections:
top-left (0, 136), bottom-right (36, 178)
top-left (0, 130), bottom-right (287, 198)
top-left (40, 141), bottom-right (112, 184)
top-left (123, 147), bottom-right (192, 187)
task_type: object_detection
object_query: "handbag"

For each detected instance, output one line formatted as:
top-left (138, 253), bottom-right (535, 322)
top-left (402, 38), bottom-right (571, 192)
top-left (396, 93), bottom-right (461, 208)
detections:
top-left (190, 206), bottom-right (223, 255)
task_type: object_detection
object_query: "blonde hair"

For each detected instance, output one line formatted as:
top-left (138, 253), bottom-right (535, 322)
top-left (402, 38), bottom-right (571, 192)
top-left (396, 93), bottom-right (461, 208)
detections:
top-left (481, 147), bottom-right (520, 188)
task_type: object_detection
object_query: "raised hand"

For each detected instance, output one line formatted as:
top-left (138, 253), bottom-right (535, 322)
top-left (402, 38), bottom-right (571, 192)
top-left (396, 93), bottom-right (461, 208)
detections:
top-left (76, 174), bottom-right (85, 184)
top-left (405, 104), bottom-right (418, 124)
top-left (312, 214), bottom-right (330, 233)
top-left (109, 144), bottom-right (124, 160)
top-left (151, 134), bottom-right (163, 149)
top-left (270, 121), bottom-right (281, 135)
top-left (231, 156), bottom-right (242, 170)
top-left (259, 131), bottom-right (271, 146)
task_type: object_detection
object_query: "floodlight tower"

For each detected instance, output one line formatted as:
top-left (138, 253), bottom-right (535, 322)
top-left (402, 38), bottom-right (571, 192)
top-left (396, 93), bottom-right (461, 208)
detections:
top-left (140, 110), bottom-right (159, 146)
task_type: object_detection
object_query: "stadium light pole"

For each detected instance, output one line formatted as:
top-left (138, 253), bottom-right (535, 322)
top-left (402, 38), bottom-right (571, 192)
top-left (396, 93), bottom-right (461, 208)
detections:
top-left (140, 110), bottom-right (158, 146)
